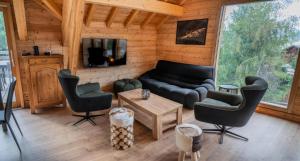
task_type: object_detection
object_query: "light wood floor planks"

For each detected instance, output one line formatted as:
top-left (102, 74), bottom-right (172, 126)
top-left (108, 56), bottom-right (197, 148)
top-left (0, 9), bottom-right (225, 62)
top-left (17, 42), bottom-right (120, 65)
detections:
top-left (1, 103), bottom-right (300, 161)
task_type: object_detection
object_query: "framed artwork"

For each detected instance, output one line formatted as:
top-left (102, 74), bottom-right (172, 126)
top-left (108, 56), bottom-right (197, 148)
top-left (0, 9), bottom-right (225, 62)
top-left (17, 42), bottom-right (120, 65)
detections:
top-left (176, 18), bottom-right (208, 45)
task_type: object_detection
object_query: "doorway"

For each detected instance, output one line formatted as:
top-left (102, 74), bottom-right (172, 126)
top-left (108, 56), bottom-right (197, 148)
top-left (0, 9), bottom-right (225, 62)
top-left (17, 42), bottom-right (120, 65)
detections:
top-left (0, 3), bottom-right (24, 108)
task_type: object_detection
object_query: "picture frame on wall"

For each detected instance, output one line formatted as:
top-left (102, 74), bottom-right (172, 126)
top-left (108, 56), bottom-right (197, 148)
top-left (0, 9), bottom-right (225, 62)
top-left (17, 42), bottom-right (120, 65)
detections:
top-left (176, 18), bottom-right (208, 45)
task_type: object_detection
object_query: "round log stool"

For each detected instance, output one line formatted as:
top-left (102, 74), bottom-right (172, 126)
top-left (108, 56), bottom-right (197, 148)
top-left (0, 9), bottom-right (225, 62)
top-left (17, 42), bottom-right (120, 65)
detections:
top-left (109, 107), bottom-right (134, 150)
top-left (113, 79), bottom-right (142, 97)
top-left (176, 124), bottom-right (202, 161)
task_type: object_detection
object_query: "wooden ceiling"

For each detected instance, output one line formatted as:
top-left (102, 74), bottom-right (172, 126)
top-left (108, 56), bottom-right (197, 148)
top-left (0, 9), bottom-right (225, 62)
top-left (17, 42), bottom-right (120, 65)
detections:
top-left (32, 0), bottom-right (186, 27)
top-left (12, 0), bottom-right (187, 71)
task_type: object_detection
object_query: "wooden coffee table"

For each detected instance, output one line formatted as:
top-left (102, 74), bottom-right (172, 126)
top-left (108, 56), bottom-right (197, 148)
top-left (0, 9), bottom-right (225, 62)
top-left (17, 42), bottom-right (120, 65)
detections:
top-left (118, 89), bottom-right (183, 140)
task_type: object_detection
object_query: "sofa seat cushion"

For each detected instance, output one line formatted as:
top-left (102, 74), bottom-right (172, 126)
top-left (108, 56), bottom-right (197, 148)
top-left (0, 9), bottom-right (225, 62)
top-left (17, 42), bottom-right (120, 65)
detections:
top-left (156, 84), bottom-right (199, 109)
top-left (140, 78), bottom-right (169, 94)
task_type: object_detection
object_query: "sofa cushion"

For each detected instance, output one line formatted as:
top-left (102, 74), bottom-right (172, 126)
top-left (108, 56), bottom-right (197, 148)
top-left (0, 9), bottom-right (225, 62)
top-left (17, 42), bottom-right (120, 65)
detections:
top-left (151, 72), bottom-right (202, 89)
top-left (156, 83), bottom-right (199, 109)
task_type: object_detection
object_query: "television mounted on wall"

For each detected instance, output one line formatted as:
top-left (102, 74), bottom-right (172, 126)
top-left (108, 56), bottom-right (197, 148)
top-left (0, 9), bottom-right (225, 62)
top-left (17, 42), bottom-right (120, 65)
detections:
top-left (82, 38), bottom-right (127, 68)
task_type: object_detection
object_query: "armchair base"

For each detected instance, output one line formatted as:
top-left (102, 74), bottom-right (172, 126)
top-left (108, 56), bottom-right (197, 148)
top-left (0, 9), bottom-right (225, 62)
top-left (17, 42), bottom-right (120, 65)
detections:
top-left (203, 125), bottom-right (248, 144)
top-left (72, 112), bottom-right (105, 126)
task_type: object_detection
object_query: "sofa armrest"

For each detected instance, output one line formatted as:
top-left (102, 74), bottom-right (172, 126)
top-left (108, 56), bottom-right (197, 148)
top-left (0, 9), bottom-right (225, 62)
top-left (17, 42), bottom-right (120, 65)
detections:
top-left (207, 91), bottom-right (243, 106)
top-left (77, 83), bottom-right (100, 95)
top-left (139, 69), bottom-right (156, 80)
top-left (203, 79), bottom-right (215, 88)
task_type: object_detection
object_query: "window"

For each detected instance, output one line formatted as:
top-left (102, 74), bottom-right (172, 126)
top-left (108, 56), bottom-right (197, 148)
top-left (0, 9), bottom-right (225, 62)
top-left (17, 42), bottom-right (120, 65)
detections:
top-left (216, 0), bottom-right (300, 108)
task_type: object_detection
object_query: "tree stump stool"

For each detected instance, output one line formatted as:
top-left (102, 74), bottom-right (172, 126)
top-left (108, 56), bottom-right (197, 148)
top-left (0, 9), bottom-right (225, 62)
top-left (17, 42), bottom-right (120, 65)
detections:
top-left (109, 107), bottom-right (134, 150)
top-left (176, 124), bottom-right (203, 161)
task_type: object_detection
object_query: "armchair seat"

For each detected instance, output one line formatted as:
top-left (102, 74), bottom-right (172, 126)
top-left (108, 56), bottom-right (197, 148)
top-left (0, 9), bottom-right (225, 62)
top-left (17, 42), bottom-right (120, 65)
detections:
top-left (198, 98), bottom-right (239, 110)
top-left (194, 76), bottom-right (268, 144)
top-left (58, 69), bottom-right (113, 126)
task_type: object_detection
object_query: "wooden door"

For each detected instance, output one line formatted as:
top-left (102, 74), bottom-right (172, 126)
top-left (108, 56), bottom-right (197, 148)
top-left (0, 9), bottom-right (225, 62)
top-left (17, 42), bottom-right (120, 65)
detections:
top-left (29, 64), bottom-right (62, 108)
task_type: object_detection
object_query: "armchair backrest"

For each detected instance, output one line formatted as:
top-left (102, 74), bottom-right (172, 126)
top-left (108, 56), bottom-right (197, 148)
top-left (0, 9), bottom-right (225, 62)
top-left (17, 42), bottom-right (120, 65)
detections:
top-left (239, 76), bottom-right (268, 124)
top-left (58, 69), bottom-right (80, 109)
top-left (4, 79), bottom-right (16, 122)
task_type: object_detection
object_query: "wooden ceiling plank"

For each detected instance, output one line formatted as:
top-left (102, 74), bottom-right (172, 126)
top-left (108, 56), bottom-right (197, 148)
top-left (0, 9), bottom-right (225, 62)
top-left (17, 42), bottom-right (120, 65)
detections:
top-left (85, 4), bottom-right (96, 27)
top-left (36, 0), bottom-right (63, 21)
top-left (124, 10), bottom-right (139, 27)
top-left (106, 7), bottom-right (118, 28)
top-left (86, 0), bottom-right (184, 17)
top-left (12, 0), bottom-right (28, 40)
top-left (156, 0), bottom-right (188, 29)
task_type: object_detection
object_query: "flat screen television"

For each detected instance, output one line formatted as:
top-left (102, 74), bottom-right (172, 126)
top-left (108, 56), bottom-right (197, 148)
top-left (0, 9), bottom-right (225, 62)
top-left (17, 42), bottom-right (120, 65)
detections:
top-left (82, 38), bottom-right (127, 68)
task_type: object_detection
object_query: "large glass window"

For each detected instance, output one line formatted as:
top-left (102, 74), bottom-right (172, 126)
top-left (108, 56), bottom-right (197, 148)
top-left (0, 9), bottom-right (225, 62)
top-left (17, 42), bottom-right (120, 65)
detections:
top-left (216, 0), bottom-right (300, 107)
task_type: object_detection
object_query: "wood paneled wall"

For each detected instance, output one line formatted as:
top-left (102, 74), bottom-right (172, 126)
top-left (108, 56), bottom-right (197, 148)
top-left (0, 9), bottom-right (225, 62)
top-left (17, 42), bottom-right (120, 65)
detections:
top-left (77, 22), bottom-right (157, 91)
top-left (16, 0), bottom-right (157, 106)
top-left (157, 0), bottom-right (222, 66)
top-left (16, 0), bottom-right (63, 106)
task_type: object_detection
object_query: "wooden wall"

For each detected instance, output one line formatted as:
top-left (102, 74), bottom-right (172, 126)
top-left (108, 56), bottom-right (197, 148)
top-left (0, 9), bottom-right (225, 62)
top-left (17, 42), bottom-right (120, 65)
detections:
top-left (157, 0), bottom-right (222, 66)
top-left (77, 22), bottom-right (157, 91)
top-left (16, 0), bottom-right (63, 106)
top-left (15, 0), bottom-right (157, 106)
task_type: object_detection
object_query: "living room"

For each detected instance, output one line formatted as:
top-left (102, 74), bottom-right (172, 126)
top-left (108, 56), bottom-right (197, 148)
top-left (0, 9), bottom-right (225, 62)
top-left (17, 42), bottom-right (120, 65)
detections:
top-left (1, 0), bottom-right (300, 161)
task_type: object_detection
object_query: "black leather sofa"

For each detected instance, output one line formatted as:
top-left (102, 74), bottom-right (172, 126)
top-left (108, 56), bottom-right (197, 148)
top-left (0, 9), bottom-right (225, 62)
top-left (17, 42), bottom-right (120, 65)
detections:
top-left (139, 60), bottom-right (215, 109)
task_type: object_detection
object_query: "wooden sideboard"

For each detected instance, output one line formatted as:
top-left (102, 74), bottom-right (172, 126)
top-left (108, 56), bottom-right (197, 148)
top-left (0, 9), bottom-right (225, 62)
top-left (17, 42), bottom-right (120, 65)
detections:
top-left (22, 55), bottom-right (64, 113)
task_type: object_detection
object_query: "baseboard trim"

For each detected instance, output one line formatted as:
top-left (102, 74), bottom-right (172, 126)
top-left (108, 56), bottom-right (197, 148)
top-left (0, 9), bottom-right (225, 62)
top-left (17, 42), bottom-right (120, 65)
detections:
top-left (256, 106), bottom-right (300, 123)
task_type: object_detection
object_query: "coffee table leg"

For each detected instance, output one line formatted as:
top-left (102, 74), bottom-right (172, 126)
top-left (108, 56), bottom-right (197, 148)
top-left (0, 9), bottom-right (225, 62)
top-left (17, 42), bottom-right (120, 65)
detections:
top-left (118, 97), bottom-right (123, 106)
top-left (153, 115), bottom-right (162, 140)
top-left (176, 107), bottom-right (182, 124)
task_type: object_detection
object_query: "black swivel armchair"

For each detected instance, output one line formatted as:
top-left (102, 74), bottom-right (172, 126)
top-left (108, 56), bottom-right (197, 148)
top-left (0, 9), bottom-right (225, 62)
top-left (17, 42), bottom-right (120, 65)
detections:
top-left (194, 76), bottom-right (268, 144)
top-left (58, 69), bottom-right (113, 126)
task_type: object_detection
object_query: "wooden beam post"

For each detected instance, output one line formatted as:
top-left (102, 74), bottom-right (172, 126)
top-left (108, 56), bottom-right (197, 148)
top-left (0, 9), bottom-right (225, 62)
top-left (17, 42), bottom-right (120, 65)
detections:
top-left (69, 0), bottom-right (85, 72)
top-left (12, 0), bottom-right (28, 40)
top-left (62, 0), bottom-right (73, 46)
top-left (106, 7), bottom-right (118, 28)
top-left (61, 0), bottom-right (84, 72)
top-left (85, 0), bottom-right (184, 16)
top-left (85, 4), bottom-right (96, 27)
top-left (124, 10), bottom-right (139, 27)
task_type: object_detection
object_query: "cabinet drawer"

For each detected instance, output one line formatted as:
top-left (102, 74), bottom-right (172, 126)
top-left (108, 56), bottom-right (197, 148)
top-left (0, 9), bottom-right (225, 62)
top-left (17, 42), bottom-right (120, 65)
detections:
top-left (29, 58), bottom-right (61, 65)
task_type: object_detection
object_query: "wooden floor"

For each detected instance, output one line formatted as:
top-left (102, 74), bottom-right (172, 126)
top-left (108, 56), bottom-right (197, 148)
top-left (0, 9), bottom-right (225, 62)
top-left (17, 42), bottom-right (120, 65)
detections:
top-left (1, 104), bottom-right (300, 161)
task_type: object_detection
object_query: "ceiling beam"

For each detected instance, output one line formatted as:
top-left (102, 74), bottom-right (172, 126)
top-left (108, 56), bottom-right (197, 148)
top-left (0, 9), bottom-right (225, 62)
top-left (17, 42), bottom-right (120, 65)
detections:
top-left (106, 7), bottom-right (118, 28)
top-left (178, 0), bottom-right (188, 5)
top-left (85, 0), bottom-right (184, 17)
top-left (157, 0), bottom-right (188, 29)
top-left (12, 0), bottom-right (28, 40)
top-left (40, 0), bottom-right (62, 21)
top-left (140, 0), bottom-right (168, 29)
top-left (156, 15), bottom-right (169, 29)
top-left (124, 10), bottom-right (139, 27)
top-left (85, 4), bottom-right (96, 26)
top-left (141, 13), bottom-right (156, 29)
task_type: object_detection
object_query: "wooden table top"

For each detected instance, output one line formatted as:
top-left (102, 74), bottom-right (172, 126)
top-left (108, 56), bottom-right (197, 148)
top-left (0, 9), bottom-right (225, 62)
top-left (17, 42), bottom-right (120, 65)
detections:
top-left (118, 89), bottom-right (183, 116)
